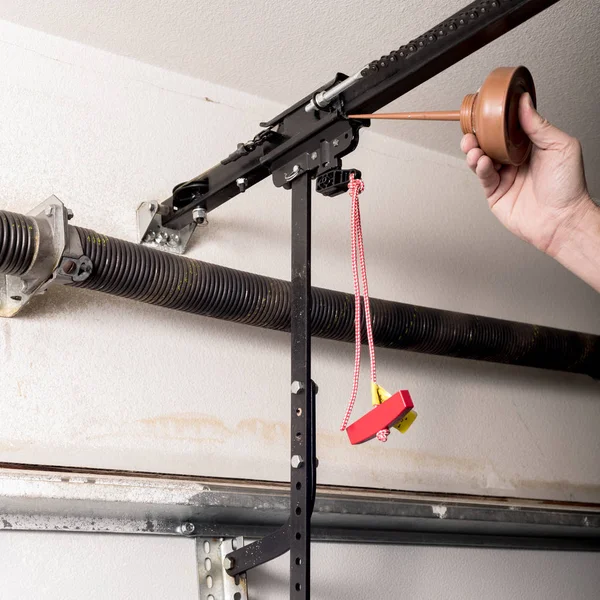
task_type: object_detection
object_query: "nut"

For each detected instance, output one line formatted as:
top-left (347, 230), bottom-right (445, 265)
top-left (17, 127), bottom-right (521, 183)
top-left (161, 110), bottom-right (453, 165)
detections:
top-left (192, 207), bottom-right (208, 226)
top-left (291, 381), bottom-right (305, 395)
top-left (66, 208), bottom-right (74, 220)
top-left (224, 556), bottom-right (235, 570)
top-left (291, 455), bottom-right (304, 469)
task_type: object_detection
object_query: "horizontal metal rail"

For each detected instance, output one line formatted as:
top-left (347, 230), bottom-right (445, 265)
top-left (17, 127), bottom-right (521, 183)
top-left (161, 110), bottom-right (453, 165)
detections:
top-left (0, 464), bottom-right (598, 551)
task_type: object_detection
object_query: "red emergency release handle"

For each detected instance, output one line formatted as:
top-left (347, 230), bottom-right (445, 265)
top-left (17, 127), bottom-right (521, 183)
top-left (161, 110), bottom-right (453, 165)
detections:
top-left (346, 390), bottom-right (414, 445)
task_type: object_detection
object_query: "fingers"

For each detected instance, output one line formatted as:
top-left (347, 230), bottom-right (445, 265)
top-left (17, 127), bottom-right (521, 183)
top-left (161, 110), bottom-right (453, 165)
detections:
top-left (466, 147), bottom-right (485, 172)
top-left (518, 93), bottom-right (574, 151)
top-left (460, 133), bottom-right (479, 154)
top-left (474, 155), bottom-right (501, 198)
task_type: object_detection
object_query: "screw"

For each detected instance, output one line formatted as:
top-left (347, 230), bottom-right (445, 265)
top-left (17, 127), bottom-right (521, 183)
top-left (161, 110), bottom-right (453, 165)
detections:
top-left (236, 177), bottom-right (248, 193)
top-left (291, 381), bottom-right (305, 395)
top-left (224, 556), bottom-right (235, 570)
top-left (148, 202), bottom-right (155, 212)
top-left (332, 138), bottom-right (339, 147)
top-left (310, 152), bottom-right (318, 160)
top-left (179, 522), bottom-right (195, 535)
top-left (45, 206), bottom-right (54, 217)
top-left (66, 208), bottom-right (74, 220)
top-left (192, 207), bottom-right (208, 226)
top-left (62, 260), bottom-right (77, 274)
top-left (292, 165), bottom-right (300, 173)
top-left (291, 455), bottom-right (304, 469)
top-left (143, 231), bottom-right (157, 243)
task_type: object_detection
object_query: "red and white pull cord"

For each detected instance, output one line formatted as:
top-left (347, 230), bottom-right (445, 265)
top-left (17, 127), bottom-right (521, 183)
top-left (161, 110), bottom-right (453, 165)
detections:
top-left (340, 174), bottom-right (390, 442)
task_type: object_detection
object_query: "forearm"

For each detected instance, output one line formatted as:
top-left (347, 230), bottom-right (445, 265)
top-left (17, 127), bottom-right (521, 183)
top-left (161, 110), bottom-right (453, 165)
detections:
top-left (549, 197), bottom-right (600, 293)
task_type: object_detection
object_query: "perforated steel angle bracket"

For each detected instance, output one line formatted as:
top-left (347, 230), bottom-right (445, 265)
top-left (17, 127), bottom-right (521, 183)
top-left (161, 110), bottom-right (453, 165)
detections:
top-left (197, 537), bottom-right (248, 600)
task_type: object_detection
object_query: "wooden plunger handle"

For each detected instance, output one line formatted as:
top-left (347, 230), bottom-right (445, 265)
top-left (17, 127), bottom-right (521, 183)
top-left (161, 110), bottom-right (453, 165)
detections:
top-left (347, 66), bottom-right (536, 166)
top-left (349, 111), bottom-right (460, 121)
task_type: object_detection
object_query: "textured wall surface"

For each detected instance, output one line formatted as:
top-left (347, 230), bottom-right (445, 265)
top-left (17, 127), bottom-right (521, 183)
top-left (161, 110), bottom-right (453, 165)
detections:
top-left (0, 19), bottom-right (598, 599)
top-left (0, 0), bottom-right (597, 194)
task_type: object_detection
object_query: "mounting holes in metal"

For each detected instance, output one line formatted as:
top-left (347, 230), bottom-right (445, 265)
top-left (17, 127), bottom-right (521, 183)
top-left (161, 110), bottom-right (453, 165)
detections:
top-left (295, 532), bottom-right (302, 540)
top-left (206, 575), bottom-right (213, 589)
top-left (295, 557), bottom-right (302, 565)
top-left (296, 507), bottom-right (302, 515)
top-left (295, 583), bottom-right (302, 591)
top-left (204, 541), bottom-right (211, 554)
top-left (234, 594), bottom-right (242, 600)
top-left (232, 538), bottom-right (239, 550)
top-left (296, 482), bottom-right (301, 490)
top-left (296, 407), bottom-right (302, 417)
top-left (295, 432), bottom-right (302, 441)
top-left (204, 558), bottom-right (212, 571)
top-left (207, 596), bottom-right (215, 600)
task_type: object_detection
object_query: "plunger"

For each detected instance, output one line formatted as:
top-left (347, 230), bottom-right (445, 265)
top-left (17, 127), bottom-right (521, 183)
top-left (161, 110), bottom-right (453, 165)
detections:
top-left (349, 66), bottom-right (536, 166)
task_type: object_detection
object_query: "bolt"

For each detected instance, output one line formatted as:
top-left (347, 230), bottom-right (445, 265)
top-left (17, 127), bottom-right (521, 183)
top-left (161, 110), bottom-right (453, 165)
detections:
top-left (66, 208), bottom-right (74, 220)
top-left (62, 260), bottom-right (77, 275)
top-left (291, 381), bottom-right (305, 395)
top-left (155, 231), bottom-right (169, 245)
top-left (179, 522), bottom-right (195, 535)
top-left (148, 202), bottom-right (155, 212)
top-left (44, 206), bottom-right (54, 217)
top-left (192, 207), bottom-right (208, 226)
top-left (143, 231), bottom-right (157, 243)
top-left (291, 455), bottom-right (304, 469)
top-left (167, 234), bottom-right (180, 248)
top-left (236, 177), bottom-right (248, 193)
top-left (224, 556), bottom-right (235, 570)
top-left (292, 165), bottom-right (300, 173)
top-left (310, 152), bottom-right (318, 160)
top-left (332, 138), bottom-right (340, 147)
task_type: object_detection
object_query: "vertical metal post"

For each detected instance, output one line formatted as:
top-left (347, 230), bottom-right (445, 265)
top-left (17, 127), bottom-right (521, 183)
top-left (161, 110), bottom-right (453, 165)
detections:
top-left (289, 171), bottom-right (316, 599)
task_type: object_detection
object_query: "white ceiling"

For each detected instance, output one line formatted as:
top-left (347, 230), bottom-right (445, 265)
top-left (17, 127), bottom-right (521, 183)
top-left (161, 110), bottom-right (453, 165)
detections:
top-left (1, 0), bottom-right (599, 193)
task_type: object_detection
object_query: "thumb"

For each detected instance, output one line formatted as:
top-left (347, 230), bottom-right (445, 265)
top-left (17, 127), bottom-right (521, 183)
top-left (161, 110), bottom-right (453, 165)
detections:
top-left (519, 93), bottom-right (572, 151)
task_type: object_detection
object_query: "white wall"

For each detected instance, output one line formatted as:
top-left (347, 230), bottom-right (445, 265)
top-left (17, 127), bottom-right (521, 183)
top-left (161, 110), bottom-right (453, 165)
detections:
top-left (0, 20), bottom-right (598, 600)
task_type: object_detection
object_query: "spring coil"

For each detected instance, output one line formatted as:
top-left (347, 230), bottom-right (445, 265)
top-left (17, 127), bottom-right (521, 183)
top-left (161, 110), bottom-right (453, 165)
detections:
top-left (0, 211), bottom-right (37, 276)
top-left (72, 227), bottom-right (600, 378)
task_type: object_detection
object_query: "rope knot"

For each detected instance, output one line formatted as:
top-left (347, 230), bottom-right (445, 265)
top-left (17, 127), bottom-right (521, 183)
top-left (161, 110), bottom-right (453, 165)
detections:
top-left (376, 428), bottom-right (390, 443)
top-left (348, 172), bottom-right (364, 195)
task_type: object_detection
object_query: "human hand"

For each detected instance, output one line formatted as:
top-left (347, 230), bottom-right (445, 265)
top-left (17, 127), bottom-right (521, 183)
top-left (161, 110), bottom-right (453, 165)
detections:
top-left (461, 93), bottom-right (592, 257)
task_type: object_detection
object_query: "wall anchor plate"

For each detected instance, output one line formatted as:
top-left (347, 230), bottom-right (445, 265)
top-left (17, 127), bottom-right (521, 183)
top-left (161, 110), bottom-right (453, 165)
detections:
top-left (136, 201), bottom-right (196, 255)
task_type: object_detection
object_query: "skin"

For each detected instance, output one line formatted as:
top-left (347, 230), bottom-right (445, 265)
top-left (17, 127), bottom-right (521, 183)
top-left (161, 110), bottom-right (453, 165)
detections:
top-left (461, 92), bottom-right (600, 293)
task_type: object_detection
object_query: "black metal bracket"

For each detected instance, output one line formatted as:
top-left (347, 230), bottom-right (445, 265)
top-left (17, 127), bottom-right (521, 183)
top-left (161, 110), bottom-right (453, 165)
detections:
top-left (225, 166), bottom-right (318, 600)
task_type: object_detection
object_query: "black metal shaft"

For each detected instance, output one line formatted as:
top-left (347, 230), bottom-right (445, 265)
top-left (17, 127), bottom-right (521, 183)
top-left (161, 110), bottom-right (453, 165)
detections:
top-left (0, 209), bottom-right (598, 378)
top-left (289, 173), bottom-right (315, 599)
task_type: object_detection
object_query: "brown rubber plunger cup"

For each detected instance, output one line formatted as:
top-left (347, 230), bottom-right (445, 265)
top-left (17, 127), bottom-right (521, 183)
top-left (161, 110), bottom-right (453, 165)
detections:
top-left (349, 66), bottom-right (536, 166)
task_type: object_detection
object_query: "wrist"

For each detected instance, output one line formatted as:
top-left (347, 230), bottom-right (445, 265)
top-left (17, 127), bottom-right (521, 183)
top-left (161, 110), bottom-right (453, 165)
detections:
top-left (545, 194), bottom-right (598, 259)
top-left (548, 195), bottom-right (600, 292)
